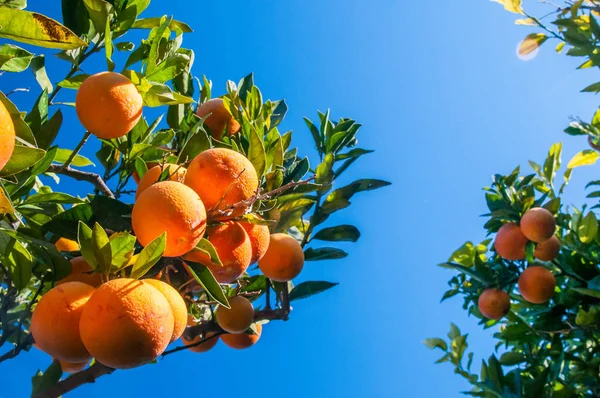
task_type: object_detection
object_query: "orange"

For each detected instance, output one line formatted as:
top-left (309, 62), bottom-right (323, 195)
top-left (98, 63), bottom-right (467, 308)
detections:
top-left (54, 237), bottom-right (79, 252)
top-left (478, 289), bottom-right (510, 320)
top-left (180, 332), bottom-right (219, 353)
top-left (79, 278), bottom-right (174, 369)
top-left (59, 359), bottom-right (89, 374)
top-left (30, 282), bottom-right (95, 362)
top-left (183, 222), bottom-right (252, 283)
top-left (520, 208), bottom-right (556, 243)
top-left (0, 96), bottom-right (15, 171)
top-left (216, 296), bottom-right (254, 334)
top-left (75, 71), bottom-right (143, 139)
top-left (258, 233), bottom-right (304, 282)
top-left (518, 266), bottom-right (556, 304)
top-left (57, 256), bottom-right (102, 288)
top-left (494, 223), bottom-right (528, 261)
top-left (195, 98), bottom-right (241, 140)
top-left (221, 323), bottom-right (262, 350)
top-left (241, 219), bottom-right (270, 264)
top-left (534, 236), bottom-right (560, 262)
top-left (132, 181), bottom-right (207, 257)
top-left (184, 148), bottom-right (258, 217)
top-left (136, 163), bottom-right (187, 198)
top-left (143, 279), bottom-right (188, 342)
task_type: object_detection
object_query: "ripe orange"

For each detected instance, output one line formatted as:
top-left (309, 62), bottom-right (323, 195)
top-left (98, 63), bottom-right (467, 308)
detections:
top-left (478, 289), bottom-right (511, 320)
top-left (132, 181), bottom-right (207, 257)
top-left (0, 96), bottom-right (15, 171)
top-left (241, 220), bottom-right (270, 264)
top-left (54, 237), bottom-right (79, 252)
top-left (143, 279), bottom-right (188, 342)
top-left (221, 323), bottom-right (262, 350)
top-left (494, 223), bottom-right (528, 261)
top-left (59, 359), bottom-right (89, 374)
top-left (518, 266), bottom-right (556, 304)
top-left (216, 296), bottom-right (254, 334)
top-left (258, 233), bottom-right (304, 282)
top-left (180, 332), bottom-right (219, 353)
top-left (183, 222), bottom-right (252, 283)
top-left (520, 208), bottom-right (556, 243)
top-left (57, 256), bottom-right (102, 288)
top-left (79, 278), bottom-right (174, 369)
top-left (136, 163), bottom-right (187, 198)
top-left (76, 72), bottom-right (143, 139)
top-left (534, 236), bottom-right (560, 262)
top-left (184, 148), bottom-right (258, 217)
top-left (30, 282), bottom-right (95, 362)
top-left (195, 98), bottom-right (241, 140)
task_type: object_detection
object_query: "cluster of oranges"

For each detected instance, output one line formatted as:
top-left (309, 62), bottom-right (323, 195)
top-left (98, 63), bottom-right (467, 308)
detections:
top-left (478, 207), bottom-right (559, 320)
top-left (28, 71), bottom-right (307, 373)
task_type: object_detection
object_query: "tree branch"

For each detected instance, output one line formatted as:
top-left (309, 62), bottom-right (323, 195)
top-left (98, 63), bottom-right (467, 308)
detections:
top-left (47, 165), bottom-right (114, 199)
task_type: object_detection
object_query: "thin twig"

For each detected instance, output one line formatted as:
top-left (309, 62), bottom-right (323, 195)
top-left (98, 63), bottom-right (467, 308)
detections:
top-left (32, 362), bottom-right (115, 398)
top-left (47, 165), bottom-right (114, 198)
top-left (62, 131), bottom-right (92, 169)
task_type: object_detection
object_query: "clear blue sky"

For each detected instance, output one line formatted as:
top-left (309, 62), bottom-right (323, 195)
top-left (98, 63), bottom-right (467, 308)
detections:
top-left (3, 0), bottom-right (600, 397)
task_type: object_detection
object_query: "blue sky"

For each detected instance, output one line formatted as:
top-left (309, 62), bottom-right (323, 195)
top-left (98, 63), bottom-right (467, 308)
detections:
top-left (3, 0), bottom-right (600, 397)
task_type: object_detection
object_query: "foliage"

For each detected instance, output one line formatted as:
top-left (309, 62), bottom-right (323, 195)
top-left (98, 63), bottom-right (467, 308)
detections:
top-left (0, 1), bottom-right (389, 396)
top-left (427, 1), bottom-right (600, 397)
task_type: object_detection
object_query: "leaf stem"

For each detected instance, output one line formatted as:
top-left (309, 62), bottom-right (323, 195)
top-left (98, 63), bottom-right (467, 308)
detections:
top-left (62, 131), bottom-right (92, 169)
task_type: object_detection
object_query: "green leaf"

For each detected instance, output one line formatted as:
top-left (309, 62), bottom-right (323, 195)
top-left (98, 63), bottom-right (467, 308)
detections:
top-left (582, 82), bottom-right (600, 93)
top-left (131, 17), bottom-right (193, 33)
top-left (290, 281), bottom-right (338, 301)
top-left (36, 110), bottom-right (63, 150)
top-left (438, 262), bottom-right (487, 284)
top-left (0, 43), bottom-right (32, 72)
top-left (423, 338), bottom-right (448, 351)
top-left (304, 247), bottom-right (348, 261)
top-left (0, 8), bottom-right (87, 49)
top-left (31, 360), bottom-right (62, 398)
top-left (322, 179), bottom-right (391, 215)
top-left (0, 146), bottom-right (45, 176)
top-left (91, 223), bottom-right (112, 273)
top-left (77, 221), bottom-right (97, 270)
top-left (194, 238), bottom-right (222, 266)
top-left (315, 153), bottom-right (334, 190)
top-left (54, 148), bottom-right (94, 167)
top-left (4, 239), bottom-right (33, 291)
top-left (573, 287), bottom-right (600, 299)
top-left (335, 148), bottom-right (373, 161)
top-left (248, 127), bottom-right (267, 177)
top-left (108, 232), bottom-right (136, 271)
top-left (567, 150), bottom-right (599, 168)
top-left (104, 13), bottom-right (114, 71)
top-left (142, 83), bottom-right (195, 107)
top-left (312, 225), bottom-right (360, 242)
top-left (83, 0), bottom-right (113, 34)
top-left (57, 74), bottom-right (90, 89)
top-left (499, 352), bottom-right (525, 366)
top-left (144, 53), bottom-right (190, 84)
top-left (30, 55), bottom-right (53, 93)
top-left (578, 211), bottom-right (598, 243)
top-left (183, 260), bottom-right (229, 308)
top-left (25, 193), bottom-right (83, 205)
top-left (130, 232), bottom-right (166, 279)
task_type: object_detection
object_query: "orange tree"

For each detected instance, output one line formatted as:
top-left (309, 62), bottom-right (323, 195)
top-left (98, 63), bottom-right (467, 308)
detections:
top-left (426, 1), bottom-right (600, 397)
top-left (0, 1), bottom-right (390, 397)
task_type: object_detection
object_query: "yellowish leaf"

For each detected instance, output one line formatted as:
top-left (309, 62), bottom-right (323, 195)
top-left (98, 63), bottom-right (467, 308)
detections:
top-left (0, 187), bottom-right (14, 215)
top-left (567, 150), bottom-right (600, 169)
top-left (492, 0), bottom-right (524, 15)
top-left (556, 42), bottom-right (566, 53)
top-left (515, 18), bottom-right (537, 26)
top-left (519, 33), bottom-right (547, 56)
